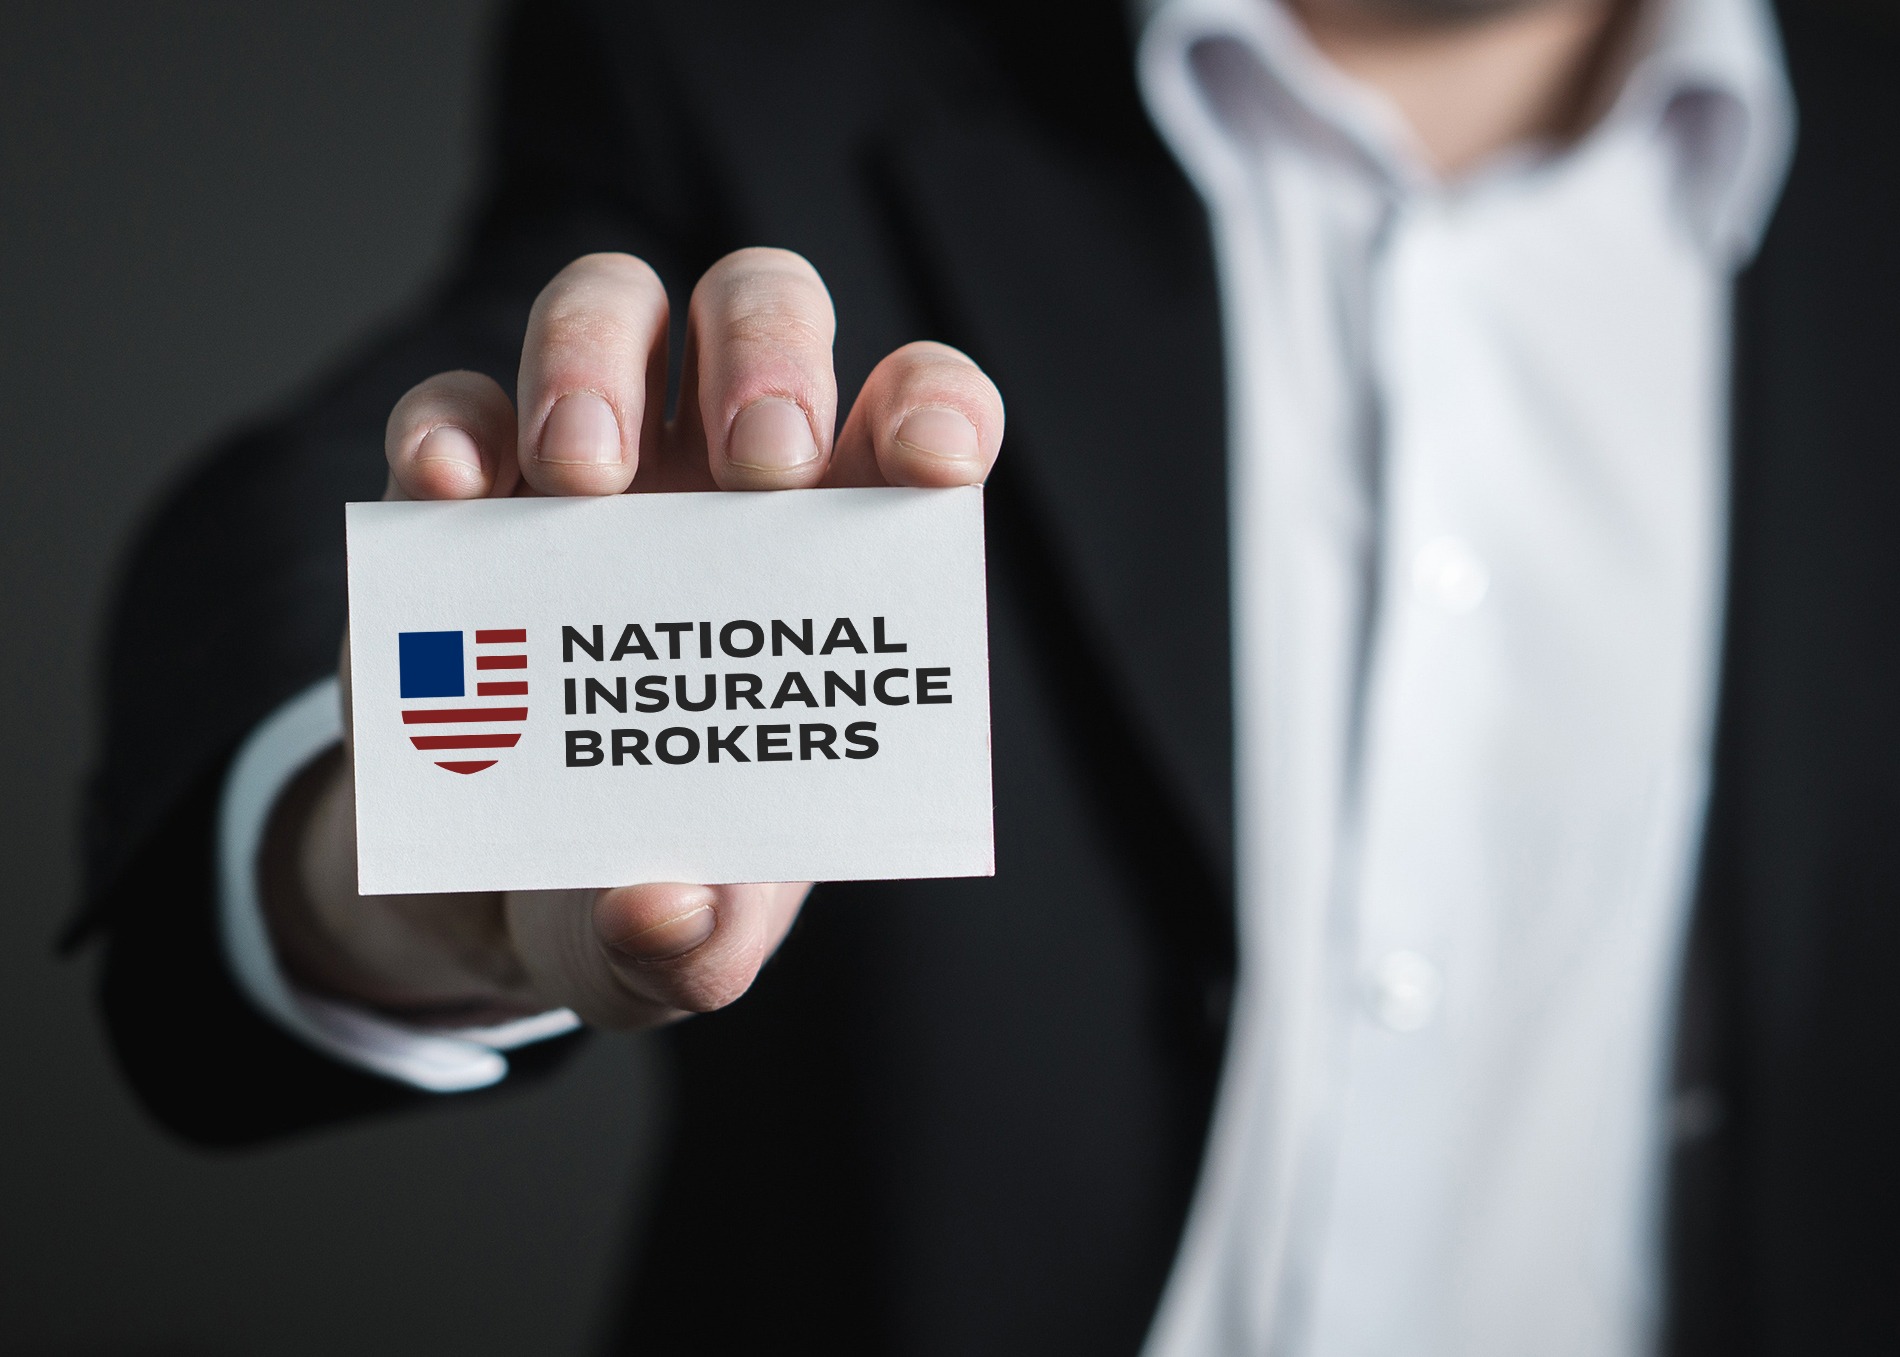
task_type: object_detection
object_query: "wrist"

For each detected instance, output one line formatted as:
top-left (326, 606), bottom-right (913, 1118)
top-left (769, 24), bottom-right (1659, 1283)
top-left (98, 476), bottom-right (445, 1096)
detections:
top-left (257, 746), bottom-right (365, 999)
top-left (260, 749), bottom-right (543, 1023)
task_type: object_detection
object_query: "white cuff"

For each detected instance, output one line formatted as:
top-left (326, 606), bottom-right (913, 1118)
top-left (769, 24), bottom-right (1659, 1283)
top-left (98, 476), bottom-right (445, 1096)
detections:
top-left (215, 678), bottom-right (581, 1092)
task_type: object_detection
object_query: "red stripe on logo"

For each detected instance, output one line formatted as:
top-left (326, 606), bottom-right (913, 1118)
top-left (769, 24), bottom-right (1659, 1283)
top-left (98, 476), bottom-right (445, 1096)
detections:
top-left (478, 681), bottom-right (527, 696)
top-left (402, 707), bottom-right (527, 724)
top-left (476, 629), bottom-right (527, 644)
top-left (476, 655), bottom-right (527, 670)
top-left (436, 759), bottom-right (497, 774)
top-left (410, 733), bottom-right (522, 751)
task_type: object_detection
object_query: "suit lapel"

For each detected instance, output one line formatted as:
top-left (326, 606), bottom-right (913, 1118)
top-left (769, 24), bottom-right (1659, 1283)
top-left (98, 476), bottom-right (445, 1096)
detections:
top-left (1680, 2), bottom-right (1900, 1350)
top-left (875, 106), bottom-right (1236, 890)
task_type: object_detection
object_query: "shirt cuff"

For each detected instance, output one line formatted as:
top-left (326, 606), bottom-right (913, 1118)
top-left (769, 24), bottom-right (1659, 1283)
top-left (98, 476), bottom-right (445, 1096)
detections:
top-left (215, 677), bottom-right (581, 1092)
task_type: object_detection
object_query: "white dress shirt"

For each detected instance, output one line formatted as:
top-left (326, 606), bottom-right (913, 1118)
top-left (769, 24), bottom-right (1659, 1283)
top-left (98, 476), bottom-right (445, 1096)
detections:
top-left (1136, 0), bottom-right (1790, 1353)
top-left (218, 0), bottom-right (1792, 1348)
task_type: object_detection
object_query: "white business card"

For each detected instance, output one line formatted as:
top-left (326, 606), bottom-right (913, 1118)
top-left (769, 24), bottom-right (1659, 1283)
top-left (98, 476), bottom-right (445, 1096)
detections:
top-left (345, 487), bottom-right (994, 895)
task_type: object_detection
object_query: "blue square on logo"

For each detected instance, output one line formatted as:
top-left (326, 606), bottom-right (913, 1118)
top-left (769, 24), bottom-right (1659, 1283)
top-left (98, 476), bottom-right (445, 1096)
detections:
top-left (399, 630), bottom-right (465, 699)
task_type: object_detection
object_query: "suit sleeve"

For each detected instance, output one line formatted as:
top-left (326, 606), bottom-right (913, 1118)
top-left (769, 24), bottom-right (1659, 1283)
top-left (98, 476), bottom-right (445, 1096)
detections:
top-left (73, 0), bottom-right (723, 1146)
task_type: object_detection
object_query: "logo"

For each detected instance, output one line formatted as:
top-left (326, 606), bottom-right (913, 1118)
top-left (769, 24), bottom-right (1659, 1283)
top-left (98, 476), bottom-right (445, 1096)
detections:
top-left (398, 628), bottom-right (528, 774)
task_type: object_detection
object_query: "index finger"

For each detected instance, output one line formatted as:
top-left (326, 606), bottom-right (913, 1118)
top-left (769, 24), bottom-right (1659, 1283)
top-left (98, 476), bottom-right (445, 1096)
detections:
top-left (516, 252), bottom-right (670, 496)
top-left (384, 370), bottom-right (519, 502)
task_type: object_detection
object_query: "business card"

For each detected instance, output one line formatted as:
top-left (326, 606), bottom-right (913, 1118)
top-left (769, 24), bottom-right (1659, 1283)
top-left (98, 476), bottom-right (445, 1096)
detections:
top-left (345, 488), bottom-right (993, 895)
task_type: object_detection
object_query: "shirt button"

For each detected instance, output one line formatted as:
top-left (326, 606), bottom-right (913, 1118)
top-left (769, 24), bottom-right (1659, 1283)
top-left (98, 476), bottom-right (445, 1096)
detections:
top-left (1369, 950), bottom-right (1443, 1032)
top-left (1412, 535), bottom-right (1489, 613)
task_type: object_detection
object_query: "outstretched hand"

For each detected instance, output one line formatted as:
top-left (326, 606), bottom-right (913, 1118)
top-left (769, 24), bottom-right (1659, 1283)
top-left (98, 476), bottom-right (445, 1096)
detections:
top-left (266, 248), bottom-right (1002, 1032)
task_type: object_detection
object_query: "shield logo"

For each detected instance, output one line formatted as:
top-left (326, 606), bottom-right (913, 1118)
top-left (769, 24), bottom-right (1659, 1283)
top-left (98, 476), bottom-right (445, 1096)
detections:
top-left (398, 628), bottom-right (528, 773)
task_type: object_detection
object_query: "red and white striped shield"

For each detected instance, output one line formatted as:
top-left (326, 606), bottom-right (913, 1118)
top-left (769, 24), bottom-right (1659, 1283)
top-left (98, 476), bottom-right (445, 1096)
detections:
top-left (398, 627), bottom-right (529, 774)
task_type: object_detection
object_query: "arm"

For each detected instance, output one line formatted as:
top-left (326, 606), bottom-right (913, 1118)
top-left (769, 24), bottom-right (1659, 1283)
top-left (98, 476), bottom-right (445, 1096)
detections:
top-left (220, 678), bottom-right (578, 1092)
top-left (78, 0), bottom-right (717, 1142)
top-left (80, 0), bottom-right (1003, 1143)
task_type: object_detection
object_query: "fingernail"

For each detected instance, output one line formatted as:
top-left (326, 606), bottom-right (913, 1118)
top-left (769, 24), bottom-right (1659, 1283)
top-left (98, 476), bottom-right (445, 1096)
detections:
top-left (726, 397), bottom-right (819, 471)
top-left (606, 903), bottom-right (716, 965)
top-left (415, 424), bottom-right (483, 475)
top-left (538, 392), bottom-right (623, 465)
top-left (894, 406), bottom-right (979, 462)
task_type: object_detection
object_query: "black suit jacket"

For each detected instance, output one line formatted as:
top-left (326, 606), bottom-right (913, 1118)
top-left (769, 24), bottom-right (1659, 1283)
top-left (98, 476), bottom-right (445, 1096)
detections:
top-left (74, 1), bottom-right (1900, 1352)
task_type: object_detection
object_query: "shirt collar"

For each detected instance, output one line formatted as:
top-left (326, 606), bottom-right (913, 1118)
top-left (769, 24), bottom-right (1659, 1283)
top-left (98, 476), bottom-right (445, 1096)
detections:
top-left (1622, 0), bottom-right (1795, 257)
top-left (1137, 0), bottom-right (1795, 262)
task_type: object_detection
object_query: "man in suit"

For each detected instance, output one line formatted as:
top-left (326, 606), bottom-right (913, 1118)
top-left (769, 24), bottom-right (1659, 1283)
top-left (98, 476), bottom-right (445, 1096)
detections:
top-left (73, 0), bottom-right (1900, 1351)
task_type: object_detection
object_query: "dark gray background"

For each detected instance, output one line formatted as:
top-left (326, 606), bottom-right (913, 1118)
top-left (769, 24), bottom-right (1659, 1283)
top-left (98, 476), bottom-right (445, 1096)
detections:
top-left (0, 4), bottom-right (660, 1352)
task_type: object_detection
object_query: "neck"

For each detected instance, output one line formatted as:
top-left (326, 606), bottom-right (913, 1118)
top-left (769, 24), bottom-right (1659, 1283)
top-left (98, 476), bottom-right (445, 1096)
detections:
top-left (1291, 0), bottom-right (1643, 176)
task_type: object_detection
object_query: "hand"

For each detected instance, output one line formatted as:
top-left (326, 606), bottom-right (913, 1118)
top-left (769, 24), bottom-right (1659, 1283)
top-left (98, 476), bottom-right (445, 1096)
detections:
top-left (263, 249), bottom-right (1003, 1031)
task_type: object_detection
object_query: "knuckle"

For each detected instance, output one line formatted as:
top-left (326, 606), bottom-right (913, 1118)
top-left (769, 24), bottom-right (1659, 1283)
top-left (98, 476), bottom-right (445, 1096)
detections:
top-left (436, 368), bottom-right (509, 404)
top-left (389, 374), bottom-right (456, 419)
top-left (528, 255), bottom-right (666, 362)
top-left (388, 371), bottom-right (507, 435)
top-left (698, 253), bottom-right (836, 356)
top-left (886, 346), bottom-right (1002, 418)
top-left (721, 298), bottom-right (831, 354)
top-left (535, 305), bottom-right (644, 363)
